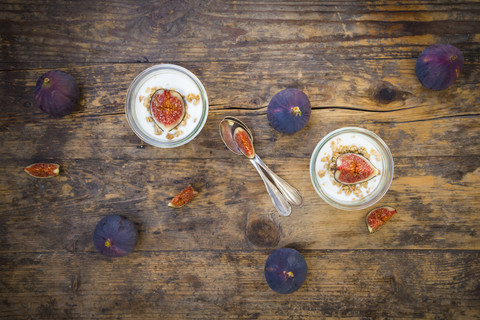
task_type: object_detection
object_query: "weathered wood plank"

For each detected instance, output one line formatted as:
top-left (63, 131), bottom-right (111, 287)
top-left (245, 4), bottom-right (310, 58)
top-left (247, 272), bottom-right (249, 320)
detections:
top-left (0, 250), bottom-right (478, 319)
top-left (1, 1), bottom-right (479, 70)
top-left (1, 58), bottom-right (479, 117)
top-left (1, 1), bottom-right (479, 319)
top-left (0, 109), bottom-right (478, 162)
top-left (1, 156), bottom-right (478, 252)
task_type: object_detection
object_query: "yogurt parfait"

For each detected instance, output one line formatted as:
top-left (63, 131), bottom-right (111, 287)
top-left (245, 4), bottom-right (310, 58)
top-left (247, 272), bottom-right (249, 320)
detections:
top-left (310, 127), bottom-right (394, 210)
top-left (125, 64), bottom-right (208, 148)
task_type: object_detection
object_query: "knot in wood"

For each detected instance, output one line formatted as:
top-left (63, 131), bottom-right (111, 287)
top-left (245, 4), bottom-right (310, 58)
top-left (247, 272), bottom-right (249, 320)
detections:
top-left (246, 219), bottom-right (280, 247)
top-left (373, 81), bottom-right (403, 104)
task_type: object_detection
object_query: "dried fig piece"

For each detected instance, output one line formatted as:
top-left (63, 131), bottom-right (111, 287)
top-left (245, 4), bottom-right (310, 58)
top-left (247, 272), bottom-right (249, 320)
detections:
top-left (168, 185), bottom-right (198, 208)
top-left (366, 206), bottom-right (397, 233)
top-left (150, 89), bottom-right (186, 132)
top-left (334, 153), bottom-right (379, 185)
top-left (24, 163), bottom-right (60, 178)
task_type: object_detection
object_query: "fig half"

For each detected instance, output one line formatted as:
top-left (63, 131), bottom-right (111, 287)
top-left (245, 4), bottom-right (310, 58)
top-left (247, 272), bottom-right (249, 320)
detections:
top-left (366, 206), bottom-right (397, 233)
top-left (150, 89), bottom-right (186, 132)
top-left (334, 153), bottom-right (379, 185)
top-left (233, 127), bottom-right (255, 159)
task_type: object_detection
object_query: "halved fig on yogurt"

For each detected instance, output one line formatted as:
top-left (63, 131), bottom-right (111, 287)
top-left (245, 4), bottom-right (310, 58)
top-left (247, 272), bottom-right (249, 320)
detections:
top-left (334, 153), bottom-right (379, 185)
top-left (150, 89), bottom-right (186, 132)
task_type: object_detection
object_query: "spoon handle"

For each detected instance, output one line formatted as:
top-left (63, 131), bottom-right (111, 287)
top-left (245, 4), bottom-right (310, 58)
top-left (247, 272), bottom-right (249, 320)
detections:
top-left (250, 159), bottom-right (292, 217)
top-left (253, 154), bottom-right (304, 207)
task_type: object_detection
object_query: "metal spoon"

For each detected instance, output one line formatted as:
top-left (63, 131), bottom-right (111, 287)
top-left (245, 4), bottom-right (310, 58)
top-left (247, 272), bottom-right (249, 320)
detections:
top-left (220, 118), bottom-right (291, 216)
top-left (219, 117), bottom-right (303, 215)
top-left (220, 116), bottom-right (303, 207)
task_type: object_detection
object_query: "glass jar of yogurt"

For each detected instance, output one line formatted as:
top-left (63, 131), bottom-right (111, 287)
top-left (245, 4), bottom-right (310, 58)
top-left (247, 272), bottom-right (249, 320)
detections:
top-left (125, 64), bottom-right (208, 148)
top-left (310, 127), bottom-right (394, 210)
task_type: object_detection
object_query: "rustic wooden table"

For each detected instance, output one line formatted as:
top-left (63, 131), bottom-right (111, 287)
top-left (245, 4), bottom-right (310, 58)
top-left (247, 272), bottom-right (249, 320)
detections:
top-left (1, 1), bottom-right (479, 319)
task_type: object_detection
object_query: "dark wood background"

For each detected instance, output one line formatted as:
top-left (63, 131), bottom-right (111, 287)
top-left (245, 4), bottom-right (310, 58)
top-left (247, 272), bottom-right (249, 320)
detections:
top-left (1, 1), bottom-right (479, 319)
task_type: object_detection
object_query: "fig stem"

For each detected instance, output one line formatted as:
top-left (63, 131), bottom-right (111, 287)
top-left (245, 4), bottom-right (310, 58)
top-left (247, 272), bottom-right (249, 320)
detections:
top-left (450, 54), bottom-right (457, 62)
top-left (291, 106), bottom-right (301, 117)
top-left (42, 77), bottom-right (51, 88)
top-left (283, 271), bottom-right (294, 279)
top-left (104, 239), bottom-right (112, 247)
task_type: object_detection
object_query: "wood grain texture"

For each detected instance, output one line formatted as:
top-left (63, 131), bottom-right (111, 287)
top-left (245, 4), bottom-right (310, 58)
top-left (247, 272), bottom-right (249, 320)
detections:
top-left (1, 1), bottom-right (480, 70)
top-left (0, 251), bottom-right (479, 319)
top-left (1, 156), bottom-right (479, 253)
top-left (1, 0), bottom-right (479, 319)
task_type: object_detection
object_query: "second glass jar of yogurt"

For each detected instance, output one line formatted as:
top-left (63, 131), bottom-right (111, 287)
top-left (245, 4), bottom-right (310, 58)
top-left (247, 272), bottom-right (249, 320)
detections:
top-left (310, 127), bottom-right (394, 210)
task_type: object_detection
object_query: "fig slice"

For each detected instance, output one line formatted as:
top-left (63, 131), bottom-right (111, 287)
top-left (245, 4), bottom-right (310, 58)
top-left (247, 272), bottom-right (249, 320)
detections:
top-left (24, 163), bottom-right (60, 178)
top-left (150, 89), bottom-right (186, 132)
top-left (233, 127), bottom-right (255, 159)
top-left (334, 153), bottom-right (379, 185)
top-left (366, 206), bottom-right (397, 233)
top-left (168, 185), bottom-right (198, 208)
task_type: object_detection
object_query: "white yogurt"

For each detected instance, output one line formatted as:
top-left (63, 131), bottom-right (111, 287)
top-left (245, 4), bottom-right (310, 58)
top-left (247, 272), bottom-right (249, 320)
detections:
top-left (133, 68), bottom-right (204, 142)
top-left (314, 133), bottom-right (383, 203)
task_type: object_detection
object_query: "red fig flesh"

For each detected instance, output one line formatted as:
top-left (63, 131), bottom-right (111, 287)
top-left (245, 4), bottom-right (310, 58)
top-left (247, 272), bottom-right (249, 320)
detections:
top-left (150, 89), bottom-right (186, 132)
top-left (334, 153), bottom-right (379, 185)
top-left (233, 127), bottom-right (255, 159)
top-left (168, 185), bottom-right (198, 208)
top-left (366, 206), bottom-right (397, 233)
top-left (24, 163), bottom-right (60, 178)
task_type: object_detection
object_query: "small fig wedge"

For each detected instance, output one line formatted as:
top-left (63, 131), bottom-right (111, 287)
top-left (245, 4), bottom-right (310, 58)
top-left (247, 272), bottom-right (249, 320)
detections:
top-left (168, 185), bottom-right (198, 208)
top-left (366, 206), bottom-right (397, 233)
top-left (24, 163), bottom-right (60, 178)
top-left (150, 89), bottom-right (186, 132)
top-left (233, 127), bottom-right (255, 159)
top-left (334, 153), bottom-right (379, 185)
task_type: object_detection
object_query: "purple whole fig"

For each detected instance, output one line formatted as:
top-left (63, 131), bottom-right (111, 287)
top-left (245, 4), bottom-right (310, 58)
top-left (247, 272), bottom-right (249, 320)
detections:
top-left (415, 44), bottom-right (464, 91)
top-left (93, 215), bottom-right (138, 258)
top-left (264, 248), bottom-right (307, 294)
top-left (267, 88), bottom-right (311, 134)
top-left (34, 70), bottom-right (79, 116)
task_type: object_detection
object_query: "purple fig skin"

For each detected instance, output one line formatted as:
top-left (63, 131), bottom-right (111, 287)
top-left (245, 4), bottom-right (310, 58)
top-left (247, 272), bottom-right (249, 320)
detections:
top-left (34, 70), bottom-right (79, 116)
top-left (93, 215), bottom-right (138, 258)
top-left (267, 88), bottom-right (311, 134)
top-left (415, 44), bottom-right (464, 91)
top-left (264, 248), bottom-right (307, 294)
